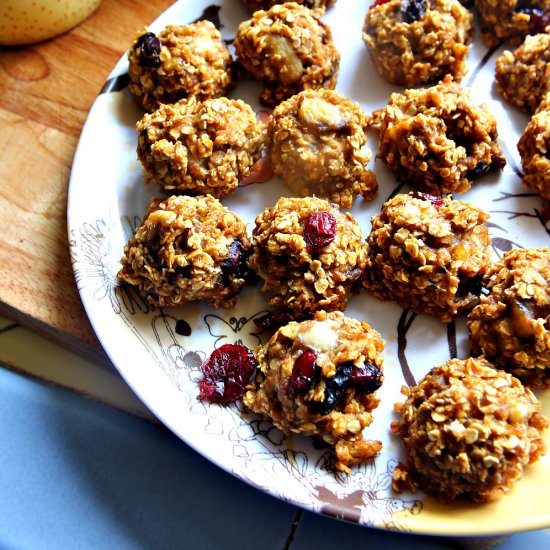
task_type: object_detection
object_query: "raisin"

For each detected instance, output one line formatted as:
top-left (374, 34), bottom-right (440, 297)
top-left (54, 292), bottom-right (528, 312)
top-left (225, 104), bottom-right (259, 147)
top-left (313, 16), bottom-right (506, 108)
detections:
top-left (303, 211), bottom-right (337, 253)
top-left (409, 191), bottom-right (445, 208)
top-left (491, 154), bottom-right (506, 171)
top-left (519, 8), bottom-right (550, 34)
top-left (288, 351), bottom-right (317, 394)
top-left (253, 311), bottom-right (294, 332)
top-left (400, 0), bottom-right (427, 23)
top-left (198, 344), bottom-right (257, 403)
top-left (137, 32), bottom-right (162, 67)
top-left (221, 239), bottom-right (249, 284)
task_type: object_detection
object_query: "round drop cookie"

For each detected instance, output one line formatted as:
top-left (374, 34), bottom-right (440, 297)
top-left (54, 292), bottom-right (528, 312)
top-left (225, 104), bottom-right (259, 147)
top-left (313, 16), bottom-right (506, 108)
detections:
top-left (363, 192), bottom-right (492, 321)
top-left (372, 76), bottom-right (506, 195)
top-left (136, 96), bottom-right (265, 197)
top-left (518, 95), bottom-right (550, 200)
top-left (391, 357), bottom-right (548, 503)
top-left (233, 2), bottom-right (340, 107)
top-left (474, 0), bottom-right (550, 47)
top-left (467, 247), bottom-right (550, 388)
top-left (363, 0), bottom-right (473, 87)
top-left (248, 196), bottom-right (366, 319)
top-left (244, 310), bottom-right (385, 472)
top-left (128, 21), bottom-right (233, 112)
top-left (118, 195), bottom-right (251, 308)
top-left (495, 32), bottom-right (550, 115)
top-left (267, 89), bottom-right (378, 208)
top-left (242, 0), bottom-right (336, 9)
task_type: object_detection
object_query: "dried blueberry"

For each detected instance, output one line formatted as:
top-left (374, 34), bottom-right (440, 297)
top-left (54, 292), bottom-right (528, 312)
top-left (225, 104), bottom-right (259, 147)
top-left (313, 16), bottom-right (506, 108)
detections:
top-left (198, 344), bottom-right (257, 403)
top-left (137, 32), bottom-right (162, 67)
top-left (311, 362), bottom-right (353, 415)
top-left (303, 211), bottom-right (337, 253)
top-left (400, 0), bottom-right (427, 23)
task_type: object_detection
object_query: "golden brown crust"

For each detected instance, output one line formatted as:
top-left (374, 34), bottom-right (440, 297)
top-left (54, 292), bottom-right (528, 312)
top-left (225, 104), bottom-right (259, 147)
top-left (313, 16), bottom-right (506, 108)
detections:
top-left (467, 247), bottom-right (550, 388)
top-left (474, 0), bottom-right (550, 48)
top-left (136, 96), bottom-right (265, 197)
top-left (242, 0), bottom-right (336, 9)
top-left (495, 33), bottom-right (550, 115)
top-left (128, 21), bottom-right (233, 112)
top-left (363, 0), bottom-right (473, 87)
top-left (267, 89), bottom-right (377, 208)
top-left (363, 193), bottom-right (492, 321)
top-left (249, 196), bottom-right (367, 318)
top-left (244, 310), bottom-right (384, 472)
top-left (518, 104), bottom-right (550, 200)
top-left (391, 357), bottom-right (548, 503)
top-left (233, 2), bottom-right (340, 107)
top-left (372, 76), bottom-right (506, 195)
top-left (118, 195), bottom-right (251, 308)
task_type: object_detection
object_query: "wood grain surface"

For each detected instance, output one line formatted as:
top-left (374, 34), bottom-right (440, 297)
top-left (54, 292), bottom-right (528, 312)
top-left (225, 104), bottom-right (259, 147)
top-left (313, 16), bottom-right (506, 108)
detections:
top-left (0, 0), bottom-right (173, 367)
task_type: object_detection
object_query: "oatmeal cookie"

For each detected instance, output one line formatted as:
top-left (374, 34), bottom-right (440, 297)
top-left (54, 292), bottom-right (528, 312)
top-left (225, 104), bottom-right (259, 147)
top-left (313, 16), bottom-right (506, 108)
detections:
top-left (267, 89), bottom-right (378, 208)
top-left (372, 76), bottom-right (506, 195)
top-left (495, 32), bottom-right (550, 115)
top-left (474, 0), bottom-right (550, 47)
top-left (244, 310), bottom-right (384, 472)
top-left (467, 247), bottom-right (550, 388)
top-left (518, 98), bottom-right (550, 199)
top-left (391, 357), bottom-right (548, 503)
top-left (118, 195), bottom-right (251, 308)
top-left (249, 197), bottom-right (366, 319)
top-left (242, 0), bottom-right (336, 9)
top-left (363, 192), bottom-right (492, 321)
top-left (136, 96), bottom-right (265, 197)
top-left (233, 2), bottom-right (340, 107)
top-left (363, 0), bottom-right (473, 87)
top-left (128, 21), bottom-right (233, 112)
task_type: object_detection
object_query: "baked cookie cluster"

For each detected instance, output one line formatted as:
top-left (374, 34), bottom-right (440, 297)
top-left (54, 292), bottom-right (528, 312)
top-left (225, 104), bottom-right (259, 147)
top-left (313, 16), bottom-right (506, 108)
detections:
top-left (128, 21), bottom-right (233, 112)
top-left (244, 310), bottom-right (384, 473)
top-left (372, 77), bottom-right (506, 195)
top-left (363, 192), bottom-right (492, 321)
top-left (234, 2), bottom-right (340, 107)
top-left (363, 0), bottom-right (473, 87)
top-left (392, 357), bottom-right (548, 502)
top-left (267, 89), bottom-right (377, 208)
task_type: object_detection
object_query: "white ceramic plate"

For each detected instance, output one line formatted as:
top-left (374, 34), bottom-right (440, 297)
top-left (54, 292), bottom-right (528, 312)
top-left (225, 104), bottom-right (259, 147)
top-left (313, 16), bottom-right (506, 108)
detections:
top-left (68, 0), bottom-right (550, 536)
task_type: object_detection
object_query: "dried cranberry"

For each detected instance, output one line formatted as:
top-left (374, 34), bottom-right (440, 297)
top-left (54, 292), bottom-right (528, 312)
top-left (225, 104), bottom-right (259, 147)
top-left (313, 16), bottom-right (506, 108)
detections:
top-left (221, 239), bottom-right (249, 284)
top-left (370, 0), bottom-right (392, 7)
top-left (303, 211), bottom-right (337, 253)
top-left (349, 362), bottom-right (383, 393)
top-left (198, 344), bottom-right (257, 403)
top-left (288, 351), bottom-right (317, 394)
top-left (400, 0), bottom-right (427, 23)
top-left (137, 32), bottom-right (162, 67)
top-left (491, 154), bottom-right (507, 171)
top-left (520, 8), bottom-right (550, 34)
top-left (253, 311), bottom-right (294, 332)
top-left (409, 191), bottom-right (444, 208)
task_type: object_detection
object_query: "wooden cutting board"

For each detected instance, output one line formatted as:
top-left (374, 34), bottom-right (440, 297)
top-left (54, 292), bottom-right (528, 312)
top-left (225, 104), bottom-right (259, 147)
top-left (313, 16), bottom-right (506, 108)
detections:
top-left (0, 0), bottom-right (173, 367)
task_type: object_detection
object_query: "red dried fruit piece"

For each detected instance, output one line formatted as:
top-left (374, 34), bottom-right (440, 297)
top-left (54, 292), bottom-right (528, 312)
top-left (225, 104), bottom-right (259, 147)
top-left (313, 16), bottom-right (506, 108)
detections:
top-left (289, 351), bottom-right (317, 394)
top-left (199, 344), bottom-right (257, 403)
top-left (370, 0), bottom-right (391, 7)
top-left (349, 362), bottom-right (383, 393)
top-left (409, 191), bottom-right (444, 208)
top-left (253, 311), bottom-right (294, 331)
top-left (303, 211), bottom-right (337, 252)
